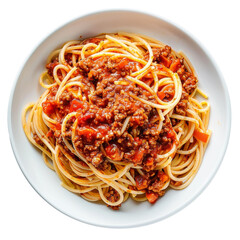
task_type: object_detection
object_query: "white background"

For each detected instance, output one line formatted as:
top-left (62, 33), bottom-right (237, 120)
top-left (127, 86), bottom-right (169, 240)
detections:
top-left (1, 0), bottom-right (239, 239)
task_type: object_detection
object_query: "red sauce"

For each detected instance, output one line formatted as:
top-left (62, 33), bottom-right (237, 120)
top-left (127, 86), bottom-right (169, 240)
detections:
top-left (42, 100), bottom-right (57, 115)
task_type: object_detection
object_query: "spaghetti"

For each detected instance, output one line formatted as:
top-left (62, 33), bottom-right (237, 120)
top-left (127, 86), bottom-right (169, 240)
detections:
top-left (22, 32), bottom-right (211, 209)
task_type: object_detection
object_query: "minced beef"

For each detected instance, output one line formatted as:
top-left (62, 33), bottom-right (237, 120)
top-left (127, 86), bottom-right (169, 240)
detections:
top-left (42, 42), bottom-right (197, 171)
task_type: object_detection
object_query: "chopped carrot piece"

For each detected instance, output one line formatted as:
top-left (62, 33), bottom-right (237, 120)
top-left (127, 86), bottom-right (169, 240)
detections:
top-left (146, 191), bottom-right (159, 204)
top-left (158, 171), bottom-right (169, 183)
top-left (70, 99), bottom-right (83, 112)
top-left (170, 59), bottom-right (181, 72)
top-left (159, 55), bottom-right (172, 68)
top-left (171, 180), bottom-right (182, 186)
top-left (135, 175), bottom-right (148, 190)
top-left (133, 147), bottom-right (145, 164)
top-left (193, 129), bottom-right (209, 143)
top-left (157, 91), bottom-right (166, 100)
top-left (118, 58), bottom-right (129, 69)
top-left (157, 83), bottom-right (175, 100)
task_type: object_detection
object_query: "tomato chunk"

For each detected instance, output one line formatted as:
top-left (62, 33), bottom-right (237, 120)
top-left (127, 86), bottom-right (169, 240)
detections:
top-left (77, 127), bottom-right (97, 141)
top-left (97, 125), bottom-right (110, 137)
top-left (132, 147), bottom-right (145, 164)
top-left (158, 171), bottom-right (169, 183)
top-left (77, 112), bottom-right (95, 125)
top-left (135, 175), bottom-right (148, 190)
top-left (170, 59), bottom-right (181, 72)
top-left (146, 191), bottom-right (159, 204)
top-left (145, 157), bottom-right (154, 166)
top-left (118, 58), bottom-right (129, 69)
top-left (105, 144), bottom-right (122, 161)
top-left (167, 128), bottom-right (175, 138)
top-left (42, 100), bottom-right (57, 115)
top-left (70, 99), bottom-right (83, 112)
top-left (193, 129), bottom-right (209, 143)
top-left (157, 91), bottom-right (166, 100)
top-left (159, 55), bottom-right (172, 68)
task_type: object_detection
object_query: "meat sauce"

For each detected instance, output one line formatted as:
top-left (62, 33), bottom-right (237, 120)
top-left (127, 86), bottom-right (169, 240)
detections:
top-left (43, 40), bottom-right (197, 206)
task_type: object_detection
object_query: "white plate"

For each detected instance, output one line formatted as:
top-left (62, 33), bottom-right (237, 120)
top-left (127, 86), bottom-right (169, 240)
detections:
top-left (8, 10), bottom-right (231, 228)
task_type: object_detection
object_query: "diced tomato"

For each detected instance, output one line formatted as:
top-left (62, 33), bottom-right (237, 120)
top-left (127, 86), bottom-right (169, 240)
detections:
top-left (42, 100), bottom-right (57, 115)
top-left (70, 99), bottom-right (83, 112)
top-left (105, 144), bottom-right (122, 161)
top-left (158, 171), bottom-right (169, 183)
top-left (170, 59), bottom-right (181, 72)
top-left (157, 91), bottom-right (166, 100)
top-left (159, 55), bottom-right (172, 68)
top-left (118, 58), bottom-right (129, 69)
top-left (55, 122), bottom-right (61, 130)
top-left (77, 127), bottom-right (97, 140)
top-left (77, 112), bottom-right (95, 125)
top-left (135, 175), bottom-right (148, 190)
top-left (167, 128), bottom-right (175, 138)
top-left (193, 129), bottom-right (209, 143)
top-left (132, 147), bottom-right (145, 164)
top-left (146, 191), bottom-right (159, 204)
top-left (97, 125), bottom-right (110, 137)
top-left (46, 130), bottom-right (54, 138)
top-left (145, 157), bottom-right (154, 166)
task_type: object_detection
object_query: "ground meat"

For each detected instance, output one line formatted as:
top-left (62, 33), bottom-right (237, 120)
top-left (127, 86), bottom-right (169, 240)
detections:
top-left (142, 157), bottom-right (156, 171)
top-left (151, 46), bottom-right (198, 95)
top-left (33, 133), bottom-right (44, 146)
top-left (57, 91), bottom-right (73, 116)
top-left (43, 53), bottom-right (178, 169)
top-left (78, 58), bottom-right (94, 73)
top-left (177, 66), bottom-right (198, 94)
top-left (82, 37), bottom-right (103, 45)
top-left (174, 90), bottom-right (189, 115)
top-left (105, 187), bottom-right (121, 210)
top-left (183, 75), bottom-right (198, 94)
top-left (91, 152), bottom-right (104, 167)
top-left (158, 118), bottom-right (176, 150)
top-left (46, 59), bottom-right (59, 77)
top-left (151, 48), bottom-right (161, 62)
top-left (161, 45), bottom-right (172, 57)
top-left (148, 180), bottom-right (164, 192)
top-left (135, 170), bottom-right (168, 196)
top-left (63, 117), bottom-right (74, 140)
top-left (65, 53), bottom-right (73, 66)
top-left (150, 46), bottom-right (172, 62)
top-left (59, 91), bottom-right (73, 105)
